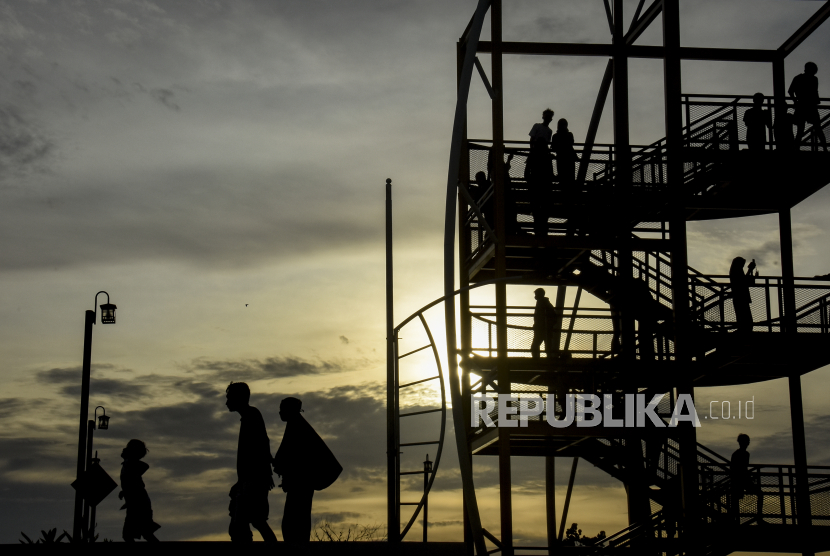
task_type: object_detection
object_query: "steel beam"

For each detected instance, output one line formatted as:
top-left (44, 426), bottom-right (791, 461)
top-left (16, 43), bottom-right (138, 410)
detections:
top-left (477, 41), bottom-right (778, 62)
top-left (779, 0), bottom-right (830, 57)
top-left (625, 0), bottom-right (662, 45)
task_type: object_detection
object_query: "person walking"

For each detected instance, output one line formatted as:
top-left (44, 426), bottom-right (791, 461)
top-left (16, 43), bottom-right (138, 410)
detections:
top-left (225, 382), bottom-right (278, 543)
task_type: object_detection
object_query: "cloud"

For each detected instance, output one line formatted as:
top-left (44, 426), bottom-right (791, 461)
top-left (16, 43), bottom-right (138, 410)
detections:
top-left (0, 104), bottom-right (53, 183)
top-left (149, 88), bottom-right (180, 111)
top-left (187, 356), bottom-right (343, 381)
top-left (339, 336), bottom-right (349, 345)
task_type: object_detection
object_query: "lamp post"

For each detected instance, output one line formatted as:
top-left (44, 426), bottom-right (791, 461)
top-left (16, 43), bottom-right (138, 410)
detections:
top-left (82, 406), bottom-right (109, 539)
top-left (73, 292), bottom-right (117, 542)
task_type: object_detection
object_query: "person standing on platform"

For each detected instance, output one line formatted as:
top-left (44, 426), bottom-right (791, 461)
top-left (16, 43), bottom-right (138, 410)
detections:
top-left (226, 382), bottom-right (278, 543)
top-left (789, 62), bottom-right (827, 150)
top-left (729, 257), bottom-right (757, 334)
top-left (526, 108), bottom-right (555, 237)
top-left (531, 288), bottom-right (560, 359)
top-left (550, 118), bottom-right (579, 191)
top-left (743, 93), bottom-right (772, 151)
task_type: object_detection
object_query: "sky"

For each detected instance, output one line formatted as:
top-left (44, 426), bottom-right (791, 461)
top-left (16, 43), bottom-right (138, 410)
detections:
top-left (2, 0), bottom-right (830, 550)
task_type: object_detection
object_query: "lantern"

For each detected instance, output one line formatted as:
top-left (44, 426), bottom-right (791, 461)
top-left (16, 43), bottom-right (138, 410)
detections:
top-left (100, 303), bottom-right (117, 324)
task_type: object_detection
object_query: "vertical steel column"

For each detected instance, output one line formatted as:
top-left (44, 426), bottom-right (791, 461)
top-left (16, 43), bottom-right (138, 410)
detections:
top-left (612, 0), bottom-right (634, 362)
top-left (780, 207), bottom-right (813, 555)
top-left (73, 310), bottom-right (95, 542)
top-left (662, 1), bottom-right (698, 549)
top-left (546, 456), bottom-right (556, 555)
top-left (492, 1), bottom-right (512, 552)
top-left (386, 178), bottom-right (399, 544)
top-left (459, 40), bottom-right (475, 553)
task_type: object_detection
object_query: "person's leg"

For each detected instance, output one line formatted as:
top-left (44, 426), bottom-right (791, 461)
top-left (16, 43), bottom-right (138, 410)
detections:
top-left (252, 521), bottom-right (277, 543)
top-left (297, 490), bottom-right (314, 544)
top-left (530, 332), bottom-right (543, 359)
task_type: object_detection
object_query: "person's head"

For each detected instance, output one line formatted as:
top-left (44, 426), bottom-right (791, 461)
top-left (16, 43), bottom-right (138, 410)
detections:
top-left (557, 118), bottom-right (569, 131)
top-left (225, 382), bottom-right (251, 412)
top-left (729, 257), bottom-right (746, 276)
top-left (121, 439), bottom-right (148, 461)
top-left (737, 433), bottom-right (750, 449)
top-left (805, 62), bottom-right (818, 76)
top-left (474, 171), bottom-right (488, 185)
top-left (542, 108), bottom-right (554, 123)
top-left (279, 397), bottom-right (303, 422)
top-left (752, 92), bottom-right (764, 106)
top-left (534, 287), bottom-right (545, 300)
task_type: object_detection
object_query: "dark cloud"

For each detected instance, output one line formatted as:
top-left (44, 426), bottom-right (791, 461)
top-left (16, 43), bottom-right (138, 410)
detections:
top-left (0, 105), bottom-right (53, 182)
top-left (149, 88), bottom-right (180, 111)
top-left (339, 335), bottom-right (349, 345)
top-left (188, 356), bottom-right (342, 380)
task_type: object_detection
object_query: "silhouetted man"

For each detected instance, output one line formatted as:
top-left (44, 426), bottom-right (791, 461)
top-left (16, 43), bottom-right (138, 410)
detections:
top-left (527, 108), bottom-right (555, 237)
top-left (226, 382), bottom-right (277, 543)
top-left (789, 62), bottom-right (826, 150)
top-left (731, 434), bottom-right (764, 522)
top-left (274, 397), bottom-right (342, 546)
top-left (531, 288), bottom-right (560, 359)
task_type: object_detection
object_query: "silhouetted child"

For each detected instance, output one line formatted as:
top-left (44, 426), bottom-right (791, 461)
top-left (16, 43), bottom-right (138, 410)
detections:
top-left (119, 439), bottom-right (160, 542)
top-left (729, 257), bottom-right (757, 333)
top-left (274, 397), bottom-right (342, 546)
top-left (730, 434), bottom-right (764, 522)
top-left (226, 382), bottom-right (277, 543)
top-left (743, 93), bottom-right (771, 151)
top-left (789, 61), bottom-right (827, 150)
top-left (550, 118), bottom-right (579, 188)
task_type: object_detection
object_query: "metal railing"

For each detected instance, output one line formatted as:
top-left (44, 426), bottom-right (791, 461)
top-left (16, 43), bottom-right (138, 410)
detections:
top-left (690, 275), bottom-right (830, 333)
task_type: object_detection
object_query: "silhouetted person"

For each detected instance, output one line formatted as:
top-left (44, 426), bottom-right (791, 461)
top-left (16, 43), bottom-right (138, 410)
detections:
top-left (550, 118), bottom-right (579, 191)
top-left (631, 277), bottom-right (659, 361)
top-left (774, 108), bottom-right (796, 151)
top-left (731, 434), bottom-right (764, 522)
top-left (527, 108), bottom-right (555, 237)
top-left (119, 439), bottom-right (160, 543)
top-left (273, 397), bottom-right (342, 546)
top-left (729, 257), bottom-right (757, 333)
top-left (789, 62), bottom-right (827, 150)
top-left (473, 171), bottom-right (495, 231)
top-left (531, 288), bottom-right (560, 359)
top-left (743, 93), bottom-right (771, 151)
top-left (226, 382), bottom-right (277, 543)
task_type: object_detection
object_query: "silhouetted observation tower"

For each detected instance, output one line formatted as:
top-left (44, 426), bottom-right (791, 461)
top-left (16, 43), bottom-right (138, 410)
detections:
top-left (391, 1), bottom-right (830, 555)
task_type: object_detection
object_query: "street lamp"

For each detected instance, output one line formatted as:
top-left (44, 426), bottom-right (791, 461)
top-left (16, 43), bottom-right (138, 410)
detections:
top-left (72, 292), bottom-right (117, 543)
top-left (95, 406), bottom-right (110, 430)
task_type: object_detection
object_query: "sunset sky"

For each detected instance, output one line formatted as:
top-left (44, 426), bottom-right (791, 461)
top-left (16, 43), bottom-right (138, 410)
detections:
top-left (2, 0), bottom-right (830, 551)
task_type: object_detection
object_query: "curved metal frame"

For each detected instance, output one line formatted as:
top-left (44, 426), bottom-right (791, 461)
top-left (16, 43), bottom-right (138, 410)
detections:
top-left (393, 275), bottom-right (520, 543)
top-left (394, 313), bottom-right (446, 539)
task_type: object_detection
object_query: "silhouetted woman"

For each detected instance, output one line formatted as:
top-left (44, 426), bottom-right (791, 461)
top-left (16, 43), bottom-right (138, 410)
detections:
top-left (550, 118), bottom-right (579, 191)
top-left (729, 257), bottom-right (757, 333)
top-left (119, 439), bottom-right (160, 542)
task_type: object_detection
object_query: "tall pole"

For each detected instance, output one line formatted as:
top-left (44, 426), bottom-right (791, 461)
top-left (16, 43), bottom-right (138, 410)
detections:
top-left (81, 420), bottom-right (94, 539)
top-left (546, 456), bottom-right (556, 554)
top-left (73, 309), bottom-right (95, 542)
top-left (386, 178), bottom-right (399, 544)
